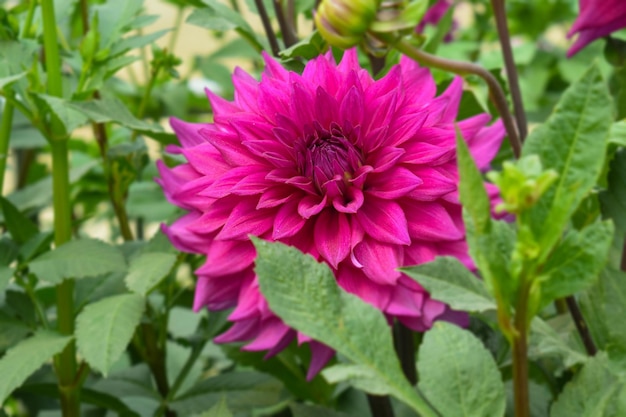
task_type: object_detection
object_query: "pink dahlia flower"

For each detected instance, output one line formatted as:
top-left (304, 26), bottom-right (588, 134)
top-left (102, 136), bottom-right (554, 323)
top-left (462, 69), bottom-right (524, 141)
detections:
top-left (416, 0), bottom-right (455, 42)
top-left (567, 0), bottom-right (626, 57)
top-left (157, 49), bottom-right (504, 379)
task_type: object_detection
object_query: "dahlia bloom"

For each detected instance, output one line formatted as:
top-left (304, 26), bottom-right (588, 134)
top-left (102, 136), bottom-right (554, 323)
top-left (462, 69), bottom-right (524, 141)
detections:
top-left (157, 49), bottom-right (504, 379)
top-left (416, 0), bottom-right (455, 41)
top-left (567, 0), bottom-right (626, 57)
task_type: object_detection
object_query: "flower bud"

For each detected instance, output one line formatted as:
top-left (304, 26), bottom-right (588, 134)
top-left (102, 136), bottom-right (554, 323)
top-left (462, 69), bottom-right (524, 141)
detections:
top-left (315, 0), bottom-right (381, 49)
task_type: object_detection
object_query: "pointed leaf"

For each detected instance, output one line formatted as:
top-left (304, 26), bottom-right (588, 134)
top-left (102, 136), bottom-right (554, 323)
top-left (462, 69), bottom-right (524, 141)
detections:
top-left (402, 256), bottom-right (495, 313)
top-left (538, 220), bottom-right (613, 308)
top-left (76, 293), bottom-right (145, 376)
top-left (29, 238), bottom-right (127, 284)
top-left (197, 397), bottom-right (233, 417)
top-left (529, 317), bottom-right (588, 372)
top-left (0, 197), bottom-right (38, 244)
top-left (125, 252), bottom-right (177, 296)
top-left (253, 239), bottom-right (439, 417)
top-left (0, 330), bottom-right (72, 403)
top-left (418, 322), bottom-right (506, 417)
top-left (523, 63), bottom-right (613, 258)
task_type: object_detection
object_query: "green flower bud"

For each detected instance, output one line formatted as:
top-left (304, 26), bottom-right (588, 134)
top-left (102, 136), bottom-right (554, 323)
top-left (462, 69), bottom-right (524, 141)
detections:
top-left (315, 0), bottom-right (381, 49)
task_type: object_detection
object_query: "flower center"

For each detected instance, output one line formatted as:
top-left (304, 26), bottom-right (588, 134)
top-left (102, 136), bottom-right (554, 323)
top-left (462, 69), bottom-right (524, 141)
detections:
top-left (297, 122), bottom-right (363, 192)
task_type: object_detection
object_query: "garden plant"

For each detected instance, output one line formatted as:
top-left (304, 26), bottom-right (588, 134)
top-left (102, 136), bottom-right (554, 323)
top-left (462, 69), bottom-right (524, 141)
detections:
top-left (1, 0), bottom-right (626, 416)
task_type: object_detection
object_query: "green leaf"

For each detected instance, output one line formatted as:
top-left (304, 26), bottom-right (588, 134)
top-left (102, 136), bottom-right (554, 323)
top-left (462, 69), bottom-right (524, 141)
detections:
top-left (76, 293), bottom-right (145, 376)
top-left (29, 238), bottom-right (127, 284)
top-left (322, 364), bottom-right (392, 395)
top-left (90, 364), bottom-right (160, 400)
top-left (402, 256), bottom-right (496, 313)
top-left (529, 316), bottom-right (588, 372)
top-left (417, 322), bottom-right (506, 417)
top-left (290, 403), bottom-right (357, 417)
top-left (0, 311), bottom-right (31, 351)
top-left (92, 0), bottom-right (144, 49)
top-left (170, 372), bottom-right (283, 415)
top-left (608, 120), bottom-right (626, 147)
top-left (186, 1), bottom-right (264, 51)
top-left (110, 29), bottom-right (170, 57)
top-left (522, 63), bottom-right (613, 258)
top-left (68, 97), bottom-right (162, 133)
top-left (253, 239), bottom-right (439, 417)
top-left (0, 197), bottom-right (38, 245)
top-left (0, 72), bottom-right (26, 90)
top-left (125, 252), bottom-right (176, 296)
top-left (196, 397), bottom-right (232, 417)
top-left (0, 330), bottom-right (72, 403)
top-left (0, 266), bottom-right (12, 293)
top-left (537, 220), bottom-right (613, 308)
top-left (279, 31), bottom-right (326, 60)
top-left (550, 353), bottom-right (625, 417)
top-left (580, 268), bottom-right (626, 353)
top-left (600, 149), bottom-right (626, 245)
top-left (35, 94), bottom-right (89, 132)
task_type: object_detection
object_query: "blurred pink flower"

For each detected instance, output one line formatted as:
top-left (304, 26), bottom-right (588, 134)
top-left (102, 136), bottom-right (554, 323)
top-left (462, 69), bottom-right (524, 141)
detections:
top-left (416, 0), bottom-right (455, 41)
top-left (157, 50), bottom-right (504, 379)
top-left (567, 0), bottom-right (626, 56)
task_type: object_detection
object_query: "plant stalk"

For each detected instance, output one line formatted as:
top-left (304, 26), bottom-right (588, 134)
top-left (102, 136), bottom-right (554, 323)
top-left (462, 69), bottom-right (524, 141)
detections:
top-left (490, 0), bottom-right (527, 140)
top-left (512, 283), bottom-right (530, 417)
top-left (393, 321), bottom-right (417, 385)
top-left (0, 95), bottom-right (14, 195)
top-left (42, 1), bottom-right (79, 415)
top-left (367, 394), bottom-right (395, 417)
top-left (565, 296), bottom-right (597, 356)
top-left (254, 0), bottom-right (281, 56)
top-left (377, 34), bottom-right (522, 157)
top-left (273, 0), bottom-right (298, 47)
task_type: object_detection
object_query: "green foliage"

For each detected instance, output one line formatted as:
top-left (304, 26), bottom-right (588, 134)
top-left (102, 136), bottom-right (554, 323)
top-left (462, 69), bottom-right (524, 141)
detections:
top-left (418, 322), bottom-right (506, 417)
top-left (253, 238), bottom-right (439, 417)
top-left (125, 252), bottom-right (177, 296)
top-left (28, 238), bottom-right (127, 284)
top-left (0, 330), bottom-right (72, 403)
top-left (75, 293), bottom-right (145, 376)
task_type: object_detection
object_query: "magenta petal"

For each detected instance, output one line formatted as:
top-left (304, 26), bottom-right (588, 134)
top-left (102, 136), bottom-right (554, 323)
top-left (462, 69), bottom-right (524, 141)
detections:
top-left (403, 200), bottom-right (463, 241)
top-left (315, 210), bottom-right (351, 268)
top-left (337, 264), bottom-right (393, 309)
top-left (214, 317), bottom-right (259, 343)
top-left (332, 187), bottom-right (364, 213)
top-left (216, 199), bottom-right (274, 240)
top-left (356, 199), bottom-right (410, 245)
top-left (196, 239), bottom-right (256, 276)
top-left (367, 168), bottom-right (423, 199)
top-left (273, 199), bottom-right (306, 239)
top-left (242, 318), bottom-right (291, 351)
top-left (353, 238), bottom-right (403, 285)
top-left (298, 194), bottom-right (327, 218)
top-left (170, 117), bottom-right (209, 148)
top-left (306, 341), bottom-right (335, 380)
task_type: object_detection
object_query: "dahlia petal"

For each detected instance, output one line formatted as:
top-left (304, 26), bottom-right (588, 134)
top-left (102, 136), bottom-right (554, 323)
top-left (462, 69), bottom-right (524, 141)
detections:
top-left (315, 86), bottom-right (340, 128)
top-left (367, 167), bottom-right (423, 199)
top-left (386, 284), bottom-right (424, 317)
top-left (298, 194), bottom-right (328, 218)
top-left (401, 141), bottom-right (453, 165)
top-left (169, 117), bottom-right (208, 148)
top-left (353, 238), bottom-right (403, 284)
top-left (257, 187), bottom-right (297, 209)
top-left (216, 199), bottom-right (274, 240)
top-left (306, 341), bottom-right (335, 380)
top-left (201, 129), bottom-right (261, 166)
top-left (162, 214), bottom-right (209, 254)
top-left (273, 199), bottom-right (307, 239)
top-left (200, 166), bottom-right (264, 198)
top-left (228, 277), bottom-right (261, 320)
top-left (436, 77), bottom-right (463, 123)
top-left (466, 120), bottom-right (505, 171)
top-left (336, 264), bottom-right (393, 309)
top-left (339, 85), bottom-right (364, 127)
top-left (409, 166), bottom-right (457, 201)
top-left (332, 186), bottom-right (364, 213)
top-left (232, 67), bottom-right (260, 111)
top-left (315, 210), bottom-right (351, 268)
top-left (196, 239), bottom-right (256, 276)
top-left (182, 143), bottom-right (230, 178)
top-left (242, 318), bottom-right (292, 351)
top-left (207, 90), bottom-right (242, 119)
top-left (403, 201), bottom-right (464, 241)
top-left (367, 146), bottom-right (405, 173)
top-left (262, 51), bottom-right (289, 81)
top-left (193, 269), bottom-right (252, 311)
top-left (214, 317), bottom-right (259, 343)
top-left (400, 56), bottom-right (436, 104)
top-left (356, 199), bottom-right (410, 245)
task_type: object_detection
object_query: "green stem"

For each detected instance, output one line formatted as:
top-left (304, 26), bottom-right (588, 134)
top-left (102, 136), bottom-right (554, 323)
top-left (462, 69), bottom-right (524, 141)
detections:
top-left (490, 0), bottom-right (527, 140)
top-left (168, 7), bottom-right (185, 53)
top-left (42, 1), bottom-right (79, 415)
top-left (512, 281), bottom-right (530, 417)
top-left (0, 95), bottom-right (14, 194)
top-left (254, 0), bottom-right (281, 56)
top-left (21, 0), bottom-right (38, 38)
top-left (377, 34), bottom-right (522, 158)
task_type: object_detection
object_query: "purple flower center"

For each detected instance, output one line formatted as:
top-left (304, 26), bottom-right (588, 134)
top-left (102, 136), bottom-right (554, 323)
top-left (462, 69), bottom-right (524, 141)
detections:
top-left (297, 122), bottom-right (363, 192)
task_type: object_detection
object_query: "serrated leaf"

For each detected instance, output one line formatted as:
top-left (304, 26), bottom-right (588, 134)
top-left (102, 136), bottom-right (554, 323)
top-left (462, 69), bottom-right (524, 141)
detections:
top-left (29, 238), bottom-right (127, 284)
top-left (76, 293), bottom-right (145, 376)
top-left (0, 311), bottom-right (31, 350)
top-left (608, 120), bottom-right (626, 147)
top-left (522, 63), bottom-right (613, 259)
top-left (0, 266), bottom-right (13, 293)
top-left (68, 97), bottom-right (162, 133)
top-left (538, 220), bottom-right (613, 308)
top-left (550, 353), bottom-right (625, 417)
top-left (0, 197), bottom-right (38, 244)
top-left (529, 317), bottom-right (588, 372)
top-left (402, 256), bottom-right (495, 313)
top-left (0, 72), bottom-right (26, 90)
top-left (253, 239), bottom-right (439, 417)
top-left (600, 149), bottom-right (626, 241)
top-left (0, 330), bottom-right (72, 403)
top-left (196, 397), bottom-right (232, 417)
top-left (90, 364), bottom-right (160, 400)
top-left (170, 372), bottom-right (282, 414)
top-left (125, 252), bottom-right (176, 296)
top-left (36, 94), bottom-right (89, 132)
top-left (418, 322), bottom-right (506, 417)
